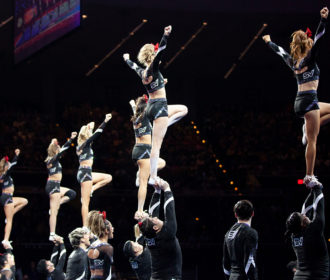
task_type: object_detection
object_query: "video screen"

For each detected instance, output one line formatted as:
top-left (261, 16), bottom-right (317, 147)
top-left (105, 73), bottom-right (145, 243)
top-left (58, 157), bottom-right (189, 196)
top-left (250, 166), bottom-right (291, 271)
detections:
top-left (14, 0), bottom-right (80, 63)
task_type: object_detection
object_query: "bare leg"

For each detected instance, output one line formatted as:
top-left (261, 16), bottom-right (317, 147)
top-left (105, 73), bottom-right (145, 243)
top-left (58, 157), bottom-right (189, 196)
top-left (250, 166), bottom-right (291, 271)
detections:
top-left (304, 110), bottom-right (320, 175)
top-left (3, 204), bottom-right (14, 241)
top-left (3, 197), bottom-right (28, 241)
top-left (168, 105), bottom-right (188, 127)
top-left (81, 180), bottom-right (93, 227)
top-left (59, 187), bottom-right (71, 204)
top-left (12, 197), bottom-right (28, 215)
top-left (49, 193), bottom-right (61, 233)
top-left (91, 172), bottom-right (112, 193)
top-left (137, 159), bottom-right (150, 212)
top-left (318, 102), bottom-right (330, 126)
top-left (150, 116), bottom-right (168, 180)
top-left (157, 158), bottom-right (166, 171)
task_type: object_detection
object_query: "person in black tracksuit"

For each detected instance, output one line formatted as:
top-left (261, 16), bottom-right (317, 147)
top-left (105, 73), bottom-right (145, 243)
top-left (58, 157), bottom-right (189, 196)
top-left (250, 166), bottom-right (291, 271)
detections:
top-left (138, 179), bottom-right (182, 280)
top-left (66, 227), bottom-right (91, 280)
top-left (123, 224), bottom-right (152, 280)
top-left (223, 200), bottom-right (258, 280)
top-left (0, 246), bottom-right (15, 280)
top-left (37, 237), bottom-right (67, 280)
top-left (285, 184), bottom-right (329, 280)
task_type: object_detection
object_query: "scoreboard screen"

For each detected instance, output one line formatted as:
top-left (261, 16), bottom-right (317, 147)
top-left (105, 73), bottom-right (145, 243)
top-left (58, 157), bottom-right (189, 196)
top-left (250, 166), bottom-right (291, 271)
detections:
top-left (14, 0), bottom-right (80, 63)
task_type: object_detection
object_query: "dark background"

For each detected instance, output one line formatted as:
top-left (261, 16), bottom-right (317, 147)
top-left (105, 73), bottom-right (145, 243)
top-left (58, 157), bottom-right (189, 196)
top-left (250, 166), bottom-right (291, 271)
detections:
top-left (0, 0), bottom-right (330, 279)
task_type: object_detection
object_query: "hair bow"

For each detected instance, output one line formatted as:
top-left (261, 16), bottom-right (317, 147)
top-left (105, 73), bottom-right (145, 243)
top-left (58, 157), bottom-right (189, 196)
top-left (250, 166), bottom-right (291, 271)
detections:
top-left (138, 222), bottom-right (143, 227)
top-left (305, 27), bottom-right (312, 38)
top-left (4, 156), bottom-right (9, 162)
top-left (143, 94), bottom-right (148, 103)
top-left (154, 43), bottom-right (159, 52)
top-left (99, 211), bottom-right (106, 221)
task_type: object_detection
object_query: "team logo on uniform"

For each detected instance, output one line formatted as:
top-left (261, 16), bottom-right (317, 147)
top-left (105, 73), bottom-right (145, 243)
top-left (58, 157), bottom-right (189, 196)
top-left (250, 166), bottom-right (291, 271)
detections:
top-left (50, 167), bottom-right (56, 173)
top-left (94, 259), bottom-right (104, 267)
top-left (138, 126), bottom-right (147, 134)
top-left (150, 79), bottom-right (159, 89)
top-left (145, 237), bottom-right (156, 246)
top-left (293, 237), bottom-right (303, 247)
top-left (130, 261), bottom-right (138, 269)
top-left (303, 69), bottom-right (314, 79)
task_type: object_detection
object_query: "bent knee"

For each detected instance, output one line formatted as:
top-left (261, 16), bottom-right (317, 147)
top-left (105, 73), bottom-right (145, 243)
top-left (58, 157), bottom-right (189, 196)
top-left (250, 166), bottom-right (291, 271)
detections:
top-left (106, 174), bottom-right (112, 184)
top-left (182, 105), bottom-right (188, 115)
top-left (158, 159), bottom-right (166, 168)
top-left (64, 189), bottom-right (76, 201)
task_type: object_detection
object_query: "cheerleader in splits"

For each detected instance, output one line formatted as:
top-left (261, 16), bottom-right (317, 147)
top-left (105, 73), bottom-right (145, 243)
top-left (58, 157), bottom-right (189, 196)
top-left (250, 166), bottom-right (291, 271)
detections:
top-left (263, 7), bottom-right (330, 187)
top-left (123, 25), bottom-right (188, 185)
top-left (45, 133), bottom-right (77, 241)
top-left (129, 96), bottom-right (165, 217)
top-left (77, 114), bottom-right (112, 227)
top-left (0, 149), bottom-right (28, 249)
top-left (87, 210), bottom-right (114, 280)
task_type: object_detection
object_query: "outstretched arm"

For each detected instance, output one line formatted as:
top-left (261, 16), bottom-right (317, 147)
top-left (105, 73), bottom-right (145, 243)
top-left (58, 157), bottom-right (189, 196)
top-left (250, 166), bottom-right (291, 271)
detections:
top-left (148, 187), bottom-right (161, 218)
top-left (123, 53), bottom-right (145, 79)
top-left (263, 35), bottom-right (294, 69)
top-left (55, 242), bottom-right (67, 271)
top-left (310, 185), bottom-right (325, 231)
top-left (77, 114), bottom-right (112, 152)
top-left (301, 190), bottom-right (314, 219)
top-left (48, 132), bottom-right (77, 164)
top-left (158, 180), bottom-right (177, 238)
top-left (310, 7), bottom-right (328, 60)
top-left (148, 25), bottom-right (171, 74)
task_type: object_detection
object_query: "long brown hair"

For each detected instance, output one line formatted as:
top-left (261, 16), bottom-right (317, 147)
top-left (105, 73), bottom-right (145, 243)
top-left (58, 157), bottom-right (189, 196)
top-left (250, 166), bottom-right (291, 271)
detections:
top-left (77, 125), bottom-right (92, 147)
top-left (88, 210), bottom-right (111, 238)
top-left (45, 139), bottom-right (59, 162)
top-left (290, 30), bottom-right (313, 61)
top-left (0, 157), bottom-right (7, 176)
top-left (131, 95), bottom-right (148, 124)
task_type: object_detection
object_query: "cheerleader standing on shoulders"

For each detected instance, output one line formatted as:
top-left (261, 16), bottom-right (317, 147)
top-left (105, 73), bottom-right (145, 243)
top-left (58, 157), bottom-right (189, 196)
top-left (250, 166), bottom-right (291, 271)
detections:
top-left (263, 7), bottom-right (330, 187)
top-left (123, 25), bottom-right (188, 185)
top-left (45, 132), bottom-right (77, 241)
top-left (0, 149), bottom-right (28, 249)
top-left (76, 113), bottom-right (112, 227)
top-left (129, 95), bottom-right (165, 218)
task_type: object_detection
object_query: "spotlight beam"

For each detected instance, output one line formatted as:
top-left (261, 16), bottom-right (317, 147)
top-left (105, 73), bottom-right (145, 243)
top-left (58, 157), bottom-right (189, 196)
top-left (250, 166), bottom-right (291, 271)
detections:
top-left (224, 23), bottom-right (267, 79)
top-left (0, 16), bottom-right (13, 29)
top-left (164, 22), bottom-right (207, 69)
top-left (86, 19), bottom-right (148, 77)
